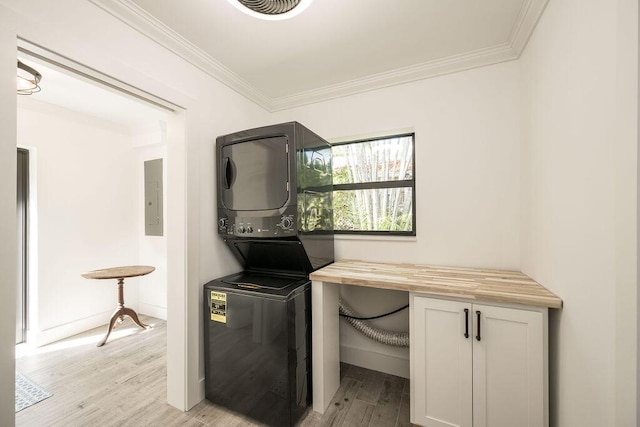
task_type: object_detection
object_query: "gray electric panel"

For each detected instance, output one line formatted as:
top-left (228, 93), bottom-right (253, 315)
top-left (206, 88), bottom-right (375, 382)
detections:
top-left (144, 159), bottom-right (163, 236)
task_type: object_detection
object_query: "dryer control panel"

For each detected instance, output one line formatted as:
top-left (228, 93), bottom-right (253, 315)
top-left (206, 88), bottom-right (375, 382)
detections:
top-left (218, 214), bottom-right (297, 237)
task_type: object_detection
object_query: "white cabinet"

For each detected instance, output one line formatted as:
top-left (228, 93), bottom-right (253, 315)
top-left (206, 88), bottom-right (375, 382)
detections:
top-left (410, 295), bottom-right (547, 427)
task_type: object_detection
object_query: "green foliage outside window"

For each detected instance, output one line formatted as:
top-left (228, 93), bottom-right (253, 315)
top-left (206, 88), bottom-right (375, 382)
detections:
top-left (332, 134), bottom-right (415, 235)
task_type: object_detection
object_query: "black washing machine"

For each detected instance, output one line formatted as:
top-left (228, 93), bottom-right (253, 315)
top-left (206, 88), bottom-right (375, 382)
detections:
top-left (205, 122), bottom-right (334, 426)
top-left (203, 271), bottom-right (311, 427)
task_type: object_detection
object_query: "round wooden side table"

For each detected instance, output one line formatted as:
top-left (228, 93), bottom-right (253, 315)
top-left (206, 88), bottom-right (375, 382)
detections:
top-left (81, 265), bottom-right (155, 347)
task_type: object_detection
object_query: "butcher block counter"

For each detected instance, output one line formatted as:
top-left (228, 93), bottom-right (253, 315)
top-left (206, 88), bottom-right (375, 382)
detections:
top-left (309, 259), bottom-right (562, 420)
top-left (309, 259), bottom-right (562, 309)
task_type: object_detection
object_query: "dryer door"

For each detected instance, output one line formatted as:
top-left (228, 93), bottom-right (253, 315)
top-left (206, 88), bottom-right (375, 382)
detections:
top-left (220, 136), bottom-right (290, 211)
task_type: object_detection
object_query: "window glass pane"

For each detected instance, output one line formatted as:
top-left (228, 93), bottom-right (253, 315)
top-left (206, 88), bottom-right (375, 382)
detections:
top-left (334, 188), bottom-right (413, 232)
top-left (333, 136), bottom-right (413, 185)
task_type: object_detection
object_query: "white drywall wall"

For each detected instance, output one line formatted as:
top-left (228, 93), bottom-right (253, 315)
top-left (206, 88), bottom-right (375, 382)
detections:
top-left (520, 0), bottom-right (638, 425)
top-left (17, 99), bottom-right (139, 345)
top-left (274, 61), bottom-right (521, 270)
top-left (273, 60), bottom-right (522, 376)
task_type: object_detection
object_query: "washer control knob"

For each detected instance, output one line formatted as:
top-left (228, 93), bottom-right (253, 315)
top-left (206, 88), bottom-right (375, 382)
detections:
top-left (218, 218), bottom-right (227, 228)
top-left (246, 226), bottom-right (253, 233)
top-left (237, 225), bottom-right (246, 234)
top-left (281, 217), bottom-right (293, 230)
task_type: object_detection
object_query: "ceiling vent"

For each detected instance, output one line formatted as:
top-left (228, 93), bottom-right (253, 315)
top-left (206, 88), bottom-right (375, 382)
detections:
top-left (227, 0), bottom-right (312, 20)
top-left (238, 0), bottom-right (299, 15)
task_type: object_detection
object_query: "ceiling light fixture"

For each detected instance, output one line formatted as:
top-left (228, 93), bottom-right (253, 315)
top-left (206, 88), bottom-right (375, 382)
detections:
top-left (17, 60), bottom-right (42, 95)
top-left (226, 0), bottom-right (313, 20)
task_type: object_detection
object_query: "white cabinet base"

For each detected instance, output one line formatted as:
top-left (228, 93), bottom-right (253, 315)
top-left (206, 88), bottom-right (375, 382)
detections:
top-left (410, 297), bottom-right (473, 427)
top-left (410, 295), bottom-right (548, 427)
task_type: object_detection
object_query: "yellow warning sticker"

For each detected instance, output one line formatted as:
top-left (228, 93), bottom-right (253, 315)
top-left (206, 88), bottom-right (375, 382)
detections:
top-left (210, 291), bottom-right (227, 323)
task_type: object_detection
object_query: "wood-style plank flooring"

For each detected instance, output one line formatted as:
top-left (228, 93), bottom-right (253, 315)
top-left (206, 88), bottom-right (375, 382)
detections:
top-left (16, 316), bottom-right (410, 426)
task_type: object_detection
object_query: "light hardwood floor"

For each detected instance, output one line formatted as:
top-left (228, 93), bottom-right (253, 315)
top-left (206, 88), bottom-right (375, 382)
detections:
top-left (16, 316), bottom-right (410, 426)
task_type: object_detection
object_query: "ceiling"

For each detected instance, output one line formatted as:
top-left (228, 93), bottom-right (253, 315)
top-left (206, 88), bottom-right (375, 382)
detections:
top-left (91, 0), bottom-right (548, 111)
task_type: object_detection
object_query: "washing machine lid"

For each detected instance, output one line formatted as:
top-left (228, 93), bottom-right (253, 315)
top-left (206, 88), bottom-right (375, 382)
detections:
top-left (220, 271), bottom-right (307, 290)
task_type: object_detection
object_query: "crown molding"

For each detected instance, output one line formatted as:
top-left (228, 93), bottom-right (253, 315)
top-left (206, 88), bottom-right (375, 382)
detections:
top-left (270, 43), bottom-right (518, 111)
top-left (270, 0), bottom-right (549, 111)
top-left (509, 0), bottom-right (549, 56)
top-left (88, 0), bottom-right (272, 110)
top-left (88, 0), bottom-right (548, 112)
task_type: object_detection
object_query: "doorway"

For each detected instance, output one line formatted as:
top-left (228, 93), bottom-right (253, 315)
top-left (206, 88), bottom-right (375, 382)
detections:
top-left (15, 39), bottom-right (190, 411)
top-left (16, 54), bottom-right (174, 339)
top-left (16, 148), bottom-right (28, 345)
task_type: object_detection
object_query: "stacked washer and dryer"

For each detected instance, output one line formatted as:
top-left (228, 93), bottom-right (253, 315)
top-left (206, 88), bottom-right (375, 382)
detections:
top-left (203, 122), bottom-right (334, 426)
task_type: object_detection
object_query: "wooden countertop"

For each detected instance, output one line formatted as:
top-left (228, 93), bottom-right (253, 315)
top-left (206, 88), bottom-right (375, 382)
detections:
top-left (309, 260), bottom-right (562, 309)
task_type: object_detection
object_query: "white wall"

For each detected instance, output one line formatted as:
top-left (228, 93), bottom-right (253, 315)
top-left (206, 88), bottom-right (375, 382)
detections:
top-left (0, 0), bottom-right (270, 420)
top-left (17, 98), bottom-right (171, 341)
top-left (134, 123), bottom-right (168, 320)
top-left (520, 0), bottom-right (638, 426)
top-left (274, 60), bottom-right (522, 376)
top-left (17, 99), bottom-right (139, 345)
top-left (274, 61), bottom-right (521, 270)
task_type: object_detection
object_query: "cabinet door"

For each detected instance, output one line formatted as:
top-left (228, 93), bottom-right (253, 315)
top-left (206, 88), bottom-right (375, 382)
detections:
top-left (472, 304), bottom-right (544, 427)
top-left (411, 296), bottom-right (473, 427)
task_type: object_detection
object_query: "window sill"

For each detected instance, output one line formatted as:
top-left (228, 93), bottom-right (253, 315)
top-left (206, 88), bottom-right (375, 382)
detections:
top-left (334, 234), bottom-right (417, 242)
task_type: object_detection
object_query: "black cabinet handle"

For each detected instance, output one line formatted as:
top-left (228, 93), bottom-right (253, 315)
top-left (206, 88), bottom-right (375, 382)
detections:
top-left (464, 309), bottom-right (469, 339)
top-left (475, 310), bottom-right (481, 341)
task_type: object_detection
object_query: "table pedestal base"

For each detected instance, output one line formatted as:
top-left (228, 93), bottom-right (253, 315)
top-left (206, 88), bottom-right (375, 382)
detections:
top-left (97, 278), bottom-right (150, 347)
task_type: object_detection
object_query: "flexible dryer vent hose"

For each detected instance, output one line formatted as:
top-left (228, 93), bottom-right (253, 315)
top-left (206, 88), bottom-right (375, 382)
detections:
top-left (338, 297), bottom-right (410, 348)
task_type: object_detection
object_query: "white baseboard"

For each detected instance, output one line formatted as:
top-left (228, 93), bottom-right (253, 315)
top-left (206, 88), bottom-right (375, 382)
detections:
top-left (33, 311), bottom-right (112, 347)
top-left (138, 302), bottom-right (167, 320)
top-left (340, 344), bottom-right (410, 379)
top-left (31, 303), bottom-right (165, 347)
